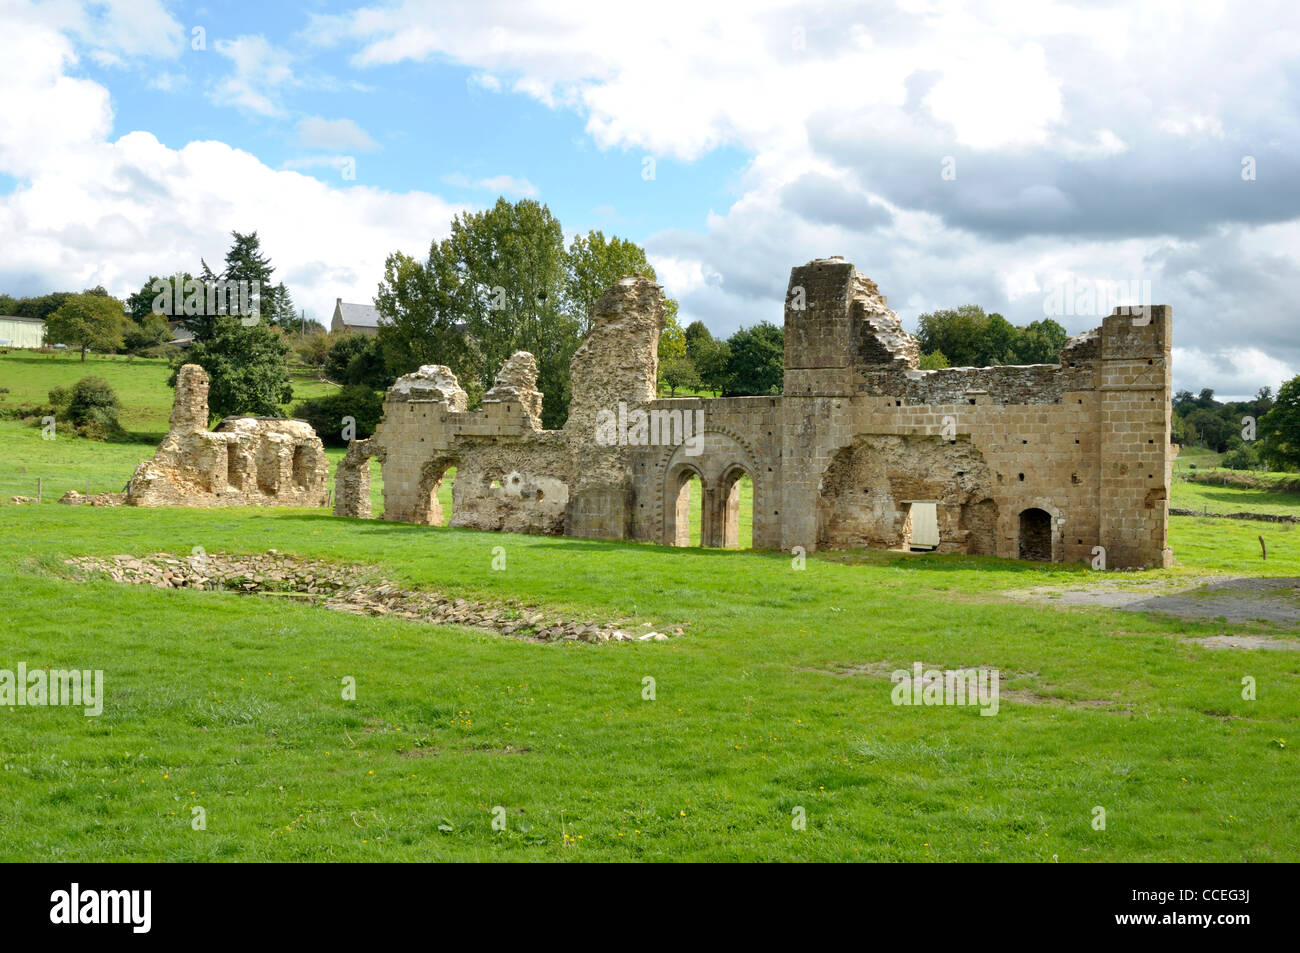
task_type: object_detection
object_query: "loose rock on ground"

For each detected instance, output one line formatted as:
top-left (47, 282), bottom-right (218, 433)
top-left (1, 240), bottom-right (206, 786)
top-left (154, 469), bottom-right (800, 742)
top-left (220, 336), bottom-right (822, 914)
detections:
top-left (66, 551), bottom-right (683, 645)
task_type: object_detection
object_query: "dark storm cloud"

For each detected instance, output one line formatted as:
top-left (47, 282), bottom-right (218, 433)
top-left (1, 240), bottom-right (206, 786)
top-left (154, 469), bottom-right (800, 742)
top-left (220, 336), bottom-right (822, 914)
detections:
top-left (780, 172), bottom-right (893, 230)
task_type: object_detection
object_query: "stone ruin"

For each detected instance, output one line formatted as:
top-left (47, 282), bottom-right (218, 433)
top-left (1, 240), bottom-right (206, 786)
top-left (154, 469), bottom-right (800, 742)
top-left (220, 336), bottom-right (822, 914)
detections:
top-left (334, 260), bottom-right (1173, 568)
top-left (125, 364), bottom-right (330, 508)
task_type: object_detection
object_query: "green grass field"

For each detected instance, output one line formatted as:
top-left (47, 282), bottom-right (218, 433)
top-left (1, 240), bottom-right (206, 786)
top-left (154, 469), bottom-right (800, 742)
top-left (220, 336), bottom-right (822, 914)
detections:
top-left (0, 351), bottom-right (1296, 861)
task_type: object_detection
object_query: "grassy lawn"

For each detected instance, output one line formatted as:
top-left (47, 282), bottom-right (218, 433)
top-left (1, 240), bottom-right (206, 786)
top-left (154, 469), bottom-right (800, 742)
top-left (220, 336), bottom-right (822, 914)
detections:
top-left (1, 499), bottom-right (1296, 861)
top-left (0, 350), bottom-right (337, 435)
top-left (1172, 478), bottom-right (1300, 518)
top-left (0, 349), bottom-right (1296, 861)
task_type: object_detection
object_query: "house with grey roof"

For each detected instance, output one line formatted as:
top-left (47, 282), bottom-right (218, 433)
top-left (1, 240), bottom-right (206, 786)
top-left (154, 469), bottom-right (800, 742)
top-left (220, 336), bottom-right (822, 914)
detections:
top-left (331, 299), bottom-right (382, 336)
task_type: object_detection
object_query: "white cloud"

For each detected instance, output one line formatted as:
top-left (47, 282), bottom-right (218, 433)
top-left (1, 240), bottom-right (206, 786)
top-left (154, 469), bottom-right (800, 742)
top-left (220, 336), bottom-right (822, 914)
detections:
top-left (1173, 347), bottom-right (1294, 399)
top-left (0, 9), bottom-right (467, 321)
top-left (442, 172), bottom-right (538, 198)
top-left (211, 35), bottom-right (296, 116)
top-left (295, 117), bottom-right (379, 152)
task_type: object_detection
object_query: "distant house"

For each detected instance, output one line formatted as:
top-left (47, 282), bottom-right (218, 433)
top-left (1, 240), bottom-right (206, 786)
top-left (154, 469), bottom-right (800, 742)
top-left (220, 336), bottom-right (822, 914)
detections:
top-left (170, 323), bottom-right (194, 348)
top-left (330, 299), bottom-right (382, 336)
top-left (0, 316), bottom-right (46, 349)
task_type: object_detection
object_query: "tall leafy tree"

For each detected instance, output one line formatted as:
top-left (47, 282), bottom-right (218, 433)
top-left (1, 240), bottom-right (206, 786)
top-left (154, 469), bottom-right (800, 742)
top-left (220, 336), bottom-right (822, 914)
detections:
top-left (375, 201), bottom-right (672, 428)
top-left (167, 232), bottom-right (294, 416)
top-left (375, 245), bottom-right (468, 388)
top-left (1259, 375), bottom-right (1300, 471)
top-left (1015, 318), bottom-right (1069, 364)
top-left (724, 322), bottom-right (784, 396)
top-left (179, 320), bottom-right (293, 419)
top-left (45, 293), bottom-right (127, 361)
top-left (693, 336), bottom-right (731, 396)
top-left (916, 306), bottom-right (1070, 367)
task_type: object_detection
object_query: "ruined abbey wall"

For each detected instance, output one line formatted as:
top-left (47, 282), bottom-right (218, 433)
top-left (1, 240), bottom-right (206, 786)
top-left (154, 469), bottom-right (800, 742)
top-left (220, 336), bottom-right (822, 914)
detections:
top-left (334, 259), bottom-right (1172, 568)
top-left (126, 364), bottom-right (330, 508)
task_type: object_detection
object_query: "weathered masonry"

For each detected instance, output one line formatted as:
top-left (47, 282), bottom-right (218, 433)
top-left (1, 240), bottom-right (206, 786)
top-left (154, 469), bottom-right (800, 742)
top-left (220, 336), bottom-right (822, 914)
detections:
top-left (335, 259), bottom-right (1172, 568)
top-left (127, 364), bottom-right (330, 508)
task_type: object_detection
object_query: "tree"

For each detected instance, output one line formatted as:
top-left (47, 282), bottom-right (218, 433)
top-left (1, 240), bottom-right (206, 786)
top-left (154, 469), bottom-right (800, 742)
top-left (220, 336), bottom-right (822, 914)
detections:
top-left (128, 273), bottom-right (193, 328)
top-left (45, 293), bottom-right (127, 361)
top-left (123, 314), bottom-right (173, 352)
top-left (325, 333), bottom-right (390, 390)
top-left (375, 246), bottom-right (467, 385)
top-left (1015, 318), bottom-right (1069, 364)
top-left (447, 199), bottom-right (578, 427)
top-left (565, 230), bottom-right (660, 335)
top-left (64, 376), bottom-right (124, 440)
top-left (1259, 375), bottom-right (1300, 471)
top-left (12, 291), bottom-right (72, 321)
top-left (916, 305), bottom-right (989, 367)
top-left (693, 337), bottom-right (731, 395)
top-left (1185, 407), bottom-right (1234, 452)
top-left (271, 283), bottom-right (300, 330)
top-left (919, 349), bottom-right (950, 370)
top-left (293, 384), bottom-right (385, 447)
top-left (724, 322), bottom-right (784, 396)
top-left (916, 306), bottom-right (1071, 367)
top-left (661, 357), bottom-right (701, 397)
top-left (179, 319), bottom-right (292, 419)
top-left (375, 200), bottom-right (670, 428)
top-left (294, 331), bottom-right (333, 367)
top-left (659, 312), bottom-right (687, 366)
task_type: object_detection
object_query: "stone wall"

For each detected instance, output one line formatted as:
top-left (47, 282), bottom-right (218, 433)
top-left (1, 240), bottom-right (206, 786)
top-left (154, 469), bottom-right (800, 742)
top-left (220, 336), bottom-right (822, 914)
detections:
top-left (334, 259), bottom-right (1173, 568)
top-left (125, 364), bottom-right (330, 508)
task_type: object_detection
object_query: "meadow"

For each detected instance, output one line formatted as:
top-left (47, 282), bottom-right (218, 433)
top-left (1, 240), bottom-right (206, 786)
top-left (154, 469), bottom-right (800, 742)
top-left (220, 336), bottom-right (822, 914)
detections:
top-left (0, 350), bottom-right (1295, 861)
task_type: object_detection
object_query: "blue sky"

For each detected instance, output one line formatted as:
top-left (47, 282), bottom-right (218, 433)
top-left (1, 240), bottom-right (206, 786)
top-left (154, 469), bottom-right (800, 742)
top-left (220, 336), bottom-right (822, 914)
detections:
top-left (85, 9), bottom-right (752, 241)
top-left (3, 0), bottom-right (1300, 398)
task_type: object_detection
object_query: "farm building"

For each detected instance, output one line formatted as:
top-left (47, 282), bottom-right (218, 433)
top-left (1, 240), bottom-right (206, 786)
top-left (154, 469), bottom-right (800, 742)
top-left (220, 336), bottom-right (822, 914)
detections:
top-left (0, 316), bottom-right (46, 348)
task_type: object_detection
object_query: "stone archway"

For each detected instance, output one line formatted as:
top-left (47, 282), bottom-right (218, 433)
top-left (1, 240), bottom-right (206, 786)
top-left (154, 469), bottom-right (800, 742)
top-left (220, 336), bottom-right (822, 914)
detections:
top-left (717, 464), bottom-right (754, 549)
top-left (1018, 507), bottom-right (1053, 561)
top-left (665, 462), bottom-right (703, 547)
top-left (659, 432), bottom-right (761, 549)
top-left (412, 457), bottom-right (457, 526)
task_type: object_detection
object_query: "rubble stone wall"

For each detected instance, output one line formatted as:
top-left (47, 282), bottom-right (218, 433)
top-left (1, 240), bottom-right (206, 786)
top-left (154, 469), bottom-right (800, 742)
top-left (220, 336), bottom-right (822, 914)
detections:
top-left (334, 258), bottom-right (1172, 568)
top-left (125, 364), bottom-right (330, 508)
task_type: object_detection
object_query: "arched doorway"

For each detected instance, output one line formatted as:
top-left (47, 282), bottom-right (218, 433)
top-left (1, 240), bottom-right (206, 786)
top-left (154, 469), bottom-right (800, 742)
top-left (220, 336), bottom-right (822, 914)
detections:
top-left (1018, 508), bottom-right (1052, 561)
top-left (667, 465), bottom-right (703, 547)
top-left (718, 466), bottom-right (754, 549)
top-left (413, 458), bottom-right (457, 526)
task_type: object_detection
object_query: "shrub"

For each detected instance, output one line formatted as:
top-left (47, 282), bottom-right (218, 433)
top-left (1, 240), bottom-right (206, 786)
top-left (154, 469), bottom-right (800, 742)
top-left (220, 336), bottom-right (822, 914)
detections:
top-left (1222, 445), bottom-right (1261, 471)
top-left (292, 385), bottom-right (384, 446)
top-left (324, 334), bottom-right (391, 389)
top-left (45, 376), bottom-right (126, 440)
top-left (123, 315), bottom-right (173, 352)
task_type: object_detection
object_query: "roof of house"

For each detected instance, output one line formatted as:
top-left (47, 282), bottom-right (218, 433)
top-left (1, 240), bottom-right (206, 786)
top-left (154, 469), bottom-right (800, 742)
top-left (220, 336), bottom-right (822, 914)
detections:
top-left (0, 315), bottom-right (46, 324)
top-left (336, 301), bottom-right (382, 329)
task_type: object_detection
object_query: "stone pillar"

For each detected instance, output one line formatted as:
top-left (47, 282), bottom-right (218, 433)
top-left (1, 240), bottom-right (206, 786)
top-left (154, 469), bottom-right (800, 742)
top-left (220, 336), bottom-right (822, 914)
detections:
top-left (333, 440), bottom-right (373, 518)
top-left (1097, 305), bottom-right (1173, 568)
top-left (170, 364), bottom-right (210, 432)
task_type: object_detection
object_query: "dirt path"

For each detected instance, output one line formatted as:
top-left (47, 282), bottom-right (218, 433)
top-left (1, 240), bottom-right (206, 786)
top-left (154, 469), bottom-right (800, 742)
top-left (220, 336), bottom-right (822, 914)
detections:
top-left (1004, 575), bottom-right (1300, 630)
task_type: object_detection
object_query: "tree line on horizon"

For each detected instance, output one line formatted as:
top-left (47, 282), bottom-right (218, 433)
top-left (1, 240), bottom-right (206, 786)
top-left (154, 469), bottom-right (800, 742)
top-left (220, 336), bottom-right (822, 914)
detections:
top-left (7, 203), bottom-right (1298, 469)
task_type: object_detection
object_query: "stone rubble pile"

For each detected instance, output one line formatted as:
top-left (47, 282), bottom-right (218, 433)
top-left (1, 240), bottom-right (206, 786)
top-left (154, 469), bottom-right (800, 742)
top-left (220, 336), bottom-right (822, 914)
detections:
top-left (65, 551), bottom-right (680, 645)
